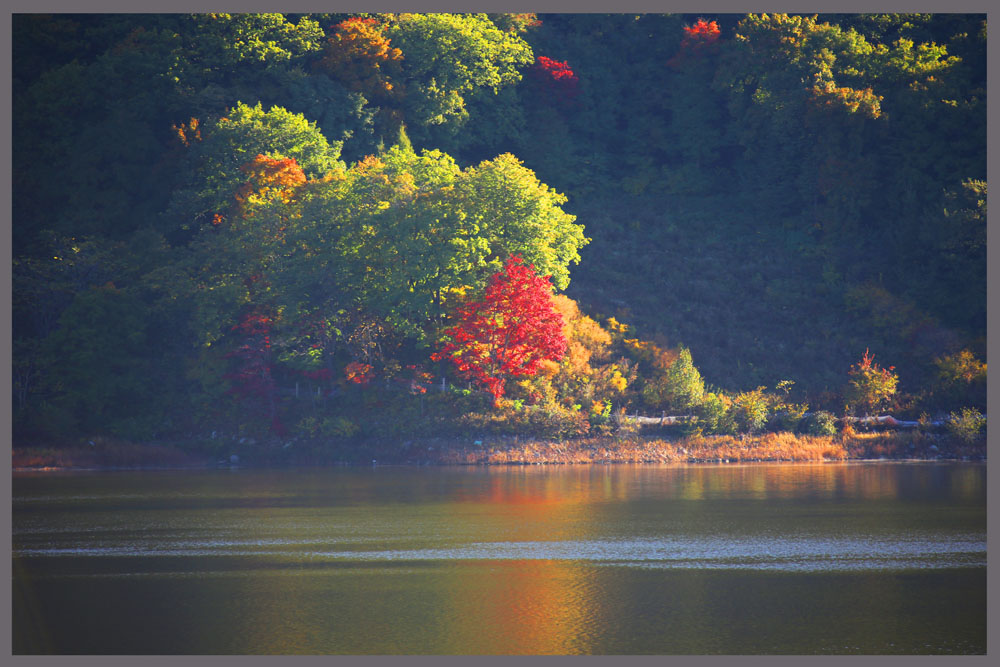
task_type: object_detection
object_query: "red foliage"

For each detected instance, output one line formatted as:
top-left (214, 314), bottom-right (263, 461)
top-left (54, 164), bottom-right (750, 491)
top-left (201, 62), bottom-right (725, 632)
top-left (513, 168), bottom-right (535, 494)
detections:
top-left (397, 364), bottom-right (433, 394)
top-left (682, 18), bottom-right (721, 44)
top-left (432, 256), bottom-right (568, 403)
top-left (667, 18), bottom-right (721, 68)
top-left (529, 56), bottom-right (579, 107)
top-left (344, 361), bottom-right (374, 386)
top-left (231, 310), bottom-right (273, 336)
top-left (225, 310), bottom-right (276, 398)
top-left (224, 308), bottom-right (285, 434)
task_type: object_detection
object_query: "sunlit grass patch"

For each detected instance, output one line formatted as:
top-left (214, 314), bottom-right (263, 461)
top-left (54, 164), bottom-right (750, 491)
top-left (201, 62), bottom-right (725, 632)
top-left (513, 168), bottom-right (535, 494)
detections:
top-left (434, 432), bottom-right (851, 465)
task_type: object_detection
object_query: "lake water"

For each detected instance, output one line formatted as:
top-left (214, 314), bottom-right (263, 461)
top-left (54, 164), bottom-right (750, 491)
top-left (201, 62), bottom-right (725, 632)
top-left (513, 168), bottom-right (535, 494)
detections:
top-left (12, 462), bottom-right (986, 654)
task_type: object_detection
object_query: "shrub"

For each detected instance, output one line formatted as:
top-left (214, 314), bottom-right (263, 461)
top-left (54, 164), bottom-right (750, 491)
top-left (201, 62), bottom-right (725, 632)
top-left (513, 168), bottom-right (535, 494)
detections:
top-left (732, 387), bottom-right (769, 434)
top-left (696, 391), bottom-right (735, 435)
top-left (933, 349), bottom-right (987, 411)
top-left (946, 407), bottom-right (986, 444)
top-left (800, 410), bottom-right (838, 436)
top-left (767, 403), bottom-right (809, 432)
top-left (588, 399), bottom-right (613, 427)
top-left (297, 415), bottom-right (360, 438)
top-left (846, 349), bottom-right (898, 415)
top-left (456, 399), bottom-right (590, 440)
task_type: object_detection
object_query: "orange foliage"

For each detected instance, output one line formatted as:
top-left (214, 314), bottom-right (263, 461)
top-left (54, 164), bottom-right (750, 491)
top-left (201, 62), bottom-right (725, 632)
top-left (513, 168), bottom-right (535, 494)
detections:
top-left (172, 118), bottom-right (202, 146)
top-left (234, 154), bottom-right (307, 217)
top-left (511, 296), bottom-right (632, 409)
top-left (344, 361), bottom-right (375, 386)
top-left (313, 18), bottom-right (403, 106)
top-left (237, 154), bottom-right (306, 196)
top-left (436, 432), bottom-right (848, 465)
top-left (623, 337), bottom-right (679, 373)
top-left (810, 80), bottom-right (882, 118)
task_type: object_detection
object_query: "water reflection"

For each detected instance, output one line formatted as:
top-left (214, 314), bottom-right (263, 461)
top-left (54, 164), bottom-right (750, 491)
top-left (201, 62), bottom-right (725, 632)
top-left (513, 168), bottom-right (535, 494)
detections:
top-left (12, 463), bottom-right (987, 654)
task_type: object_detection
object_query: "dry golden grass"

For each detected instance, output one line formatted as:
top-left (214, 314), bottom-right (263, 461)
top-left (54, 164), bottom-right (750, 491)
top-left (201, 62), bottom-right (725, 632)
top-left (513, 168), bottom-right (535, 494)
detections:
top-left (840, 429), bottom-right (985, 460)
top-left (13, 429), bottom-right (983, 470)
top-left (434, 432), bottom-right (850, 465)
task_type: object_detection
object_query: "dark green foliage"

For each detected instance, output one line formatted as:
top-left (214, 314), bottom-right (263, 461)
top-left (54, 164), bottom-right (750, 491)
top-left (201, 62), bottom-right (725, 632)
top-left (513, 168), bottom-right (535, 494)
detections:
top-left (800, 410), bottom-right (838, 436)
top-left (38, 287), bottom-right (160, 438)
top-left (11, 13), bottom-right (986, 444)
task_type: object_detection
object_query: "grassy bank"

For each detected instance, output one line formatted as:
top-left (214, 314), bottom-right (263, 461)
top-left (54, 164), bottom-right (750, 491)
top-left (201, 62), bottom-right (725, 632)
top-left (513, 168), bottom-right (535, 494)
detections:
top-left (415, 430), bottom-right (984, 465)
top-left (12, 430), bottom-right (985, 470)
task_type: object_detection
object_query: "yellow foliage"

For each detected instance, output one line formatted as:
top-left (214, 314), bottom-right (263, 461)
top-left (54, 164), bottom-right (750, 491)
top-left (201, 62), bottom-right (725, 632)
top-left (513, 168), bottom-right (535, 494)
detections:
top-left (935, 348), bottom-right (986, 385)
top-left (541, 295), bottom-right (630, 406)
top-left (552, 294), bottom-right (611, 353)
top-left (624, 337), bottom-right (679, 372)
top-left (536, 359), bottom-right (561, 378)
top-left (608, 366), bottom-right (629, 393)
top-left (605, 316), bottom-right (630, 335)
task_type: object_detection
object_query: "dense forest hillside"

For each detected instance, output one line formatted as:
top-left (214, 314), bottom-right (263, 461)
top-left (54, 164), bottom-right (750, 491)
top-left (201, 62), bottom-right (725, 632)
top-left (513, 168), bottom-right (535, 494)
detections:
top-left (12, 13), bottom-right (987, 447)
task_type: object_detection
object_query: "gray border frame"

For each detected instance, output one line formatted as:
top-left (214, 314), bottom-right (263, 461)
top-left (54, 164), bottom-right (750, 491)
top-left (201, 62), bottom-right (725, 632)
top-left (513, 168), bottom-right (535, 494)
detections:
top-left (4, 1), bottom-right (995, 665)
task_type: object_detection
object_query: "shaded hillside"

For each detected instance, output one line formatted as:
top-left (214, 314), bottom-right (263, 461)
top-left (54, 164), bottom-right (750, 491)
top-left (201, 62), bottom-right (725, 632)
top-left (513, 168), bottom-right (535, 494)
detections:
top-left (12, 13), bottom-right (986, 444)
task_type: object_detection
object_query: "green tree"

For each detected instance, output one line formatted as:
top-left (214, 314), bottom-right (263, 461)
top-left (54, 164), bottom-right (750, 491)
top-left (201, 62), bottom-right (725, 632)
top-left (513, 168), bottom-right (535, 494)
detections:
top-left (640, 346), bottom-right (705, 413)
top-left (386, 13), bottom-right (533, 141)
top-left (457, 152), bottom-right (588, 291)
top-left (166, 101), bottom-right (343, 235)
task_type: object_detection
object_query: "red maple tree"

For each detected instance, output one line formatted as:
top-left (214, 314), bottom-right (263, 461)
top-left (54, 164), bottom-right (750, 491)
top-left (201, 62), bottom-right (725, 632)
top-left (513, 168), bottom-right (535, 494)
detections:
top-left (224, 308), bottom-right (286, 434)
top-left (432, 256), bottom-right (568, 403)
top-left (667, 18), bottom-right (721, 68)
top-left (529, 56), bottom-right (579, 107)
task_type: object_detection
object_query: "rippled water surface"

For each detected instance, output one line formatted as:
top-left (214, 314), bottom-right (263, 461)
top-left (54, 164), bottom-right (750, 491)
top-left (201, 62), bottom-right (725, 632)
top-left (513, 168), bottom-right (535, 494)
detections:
top-left (12, 462), bottom-right (986, 654)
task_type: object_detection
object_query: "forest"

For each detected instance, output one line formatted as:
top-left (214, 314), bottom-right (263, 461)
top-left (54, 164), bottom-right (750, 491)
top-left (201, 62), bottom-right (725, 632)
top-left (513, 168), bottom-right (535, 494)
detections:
top-left (11, 13), bottom-right (987, 459)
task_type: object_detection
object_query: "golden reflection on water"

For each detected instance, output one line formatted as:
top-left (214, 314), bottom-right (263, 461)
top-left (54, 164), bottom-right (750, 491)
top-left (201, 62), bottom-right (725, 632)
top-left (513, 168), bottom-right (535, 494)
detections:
top-left (462, 463), bottom-right (932, 504)
top-left (12, 463), bottom-right (986, 655)
top-left (439, 559), bottom-right (596, 654)
top-left (414, 463), bottom-right (967, 654)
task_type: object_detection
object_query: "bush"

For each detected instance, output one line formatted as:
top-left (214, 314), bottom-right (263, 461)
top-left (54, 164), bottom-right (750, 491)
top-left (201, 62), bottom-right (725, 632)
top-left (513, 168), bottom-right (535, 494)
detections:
top-left (946, 407), bottom-right (986, 444)
top-left (588, 399), bottom-right (614, 434)
top-left (800, 410), bottom-right (837, 436)
top-left (846, 349), bottom-right (898, 415)
top-left (458, 401), bottom-right (590, 439)
top-left (297, 415), bottom-right (360, 438)
top-left (696, 391), bottom-right (735, 435)
top-left (933, 349), bottom-right (987, 412)
top-left (732, 387), bottom-right (769, 434)
top-left (767, 403), bottom-right (808, 432)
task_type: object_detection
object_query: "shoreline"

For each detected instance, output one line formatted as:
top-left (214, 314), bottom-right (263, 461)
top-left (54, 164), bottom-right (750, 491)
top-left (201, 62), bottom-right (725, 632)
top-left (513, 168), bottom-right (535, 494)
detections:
top-left (11, 430), bottom-right (986, 472)
top-left (11, 458), bottom-right (986, 474)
